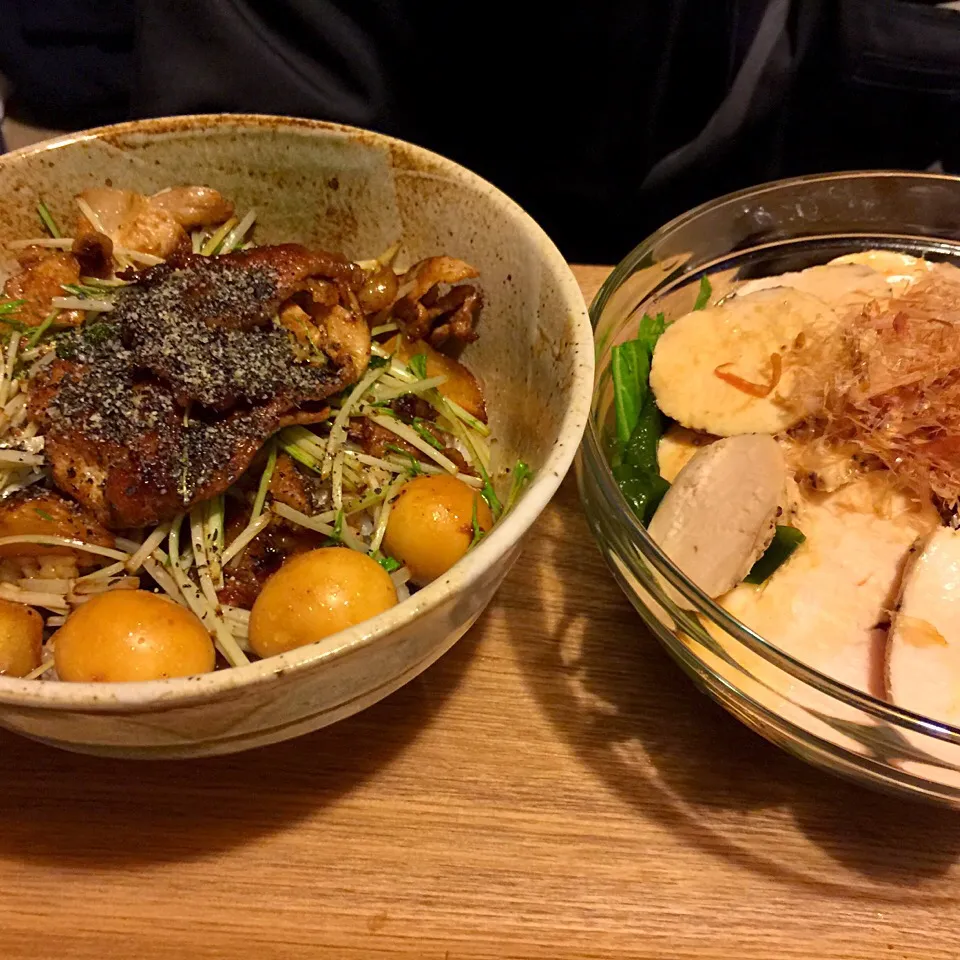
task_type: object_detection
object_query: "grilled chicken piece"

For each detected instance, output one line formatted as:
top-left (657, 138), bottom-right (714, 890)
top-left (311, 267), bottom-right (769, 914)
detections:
top-left (385, 334), bottom-right (487, 422)
top-left (276, 407), bottom-right (333, 429)
top-left (76, 186), bottom-right (236, 262)
top-left (118, 250), bottom-right (364, 411)
top-left (279, 298), bottom-right (369, 383)
top-left (77, 188), bottom-right (189, 261)
top-left (347, 418), bottom-right (472, 475)
top-left (33, 366), bottom-right (292, 529)
top-left (268, 453), bottom-right (313, 514)
top-left (390, 256), bottom-right (483, 352)
top-left (234, 244), bottom-right (363, 298)
top-left (218, 508), bottom-right (323, 610)
top-left (147, 186), bottom-right (234, 229)
top-left (0, 489), bottom-right (115, 566)
top-left (3, 248), bottom-right (84, 327)
top-left (29, 246), bottom-right (372, 529)
top-left (404, 256), bottom-right (478, 301)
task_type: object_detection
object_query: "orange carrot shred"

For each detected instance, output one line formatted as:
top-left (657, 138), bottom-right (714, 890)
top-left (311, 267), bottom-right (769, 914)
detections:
top-left (714, 353), bottom-right (782, 398)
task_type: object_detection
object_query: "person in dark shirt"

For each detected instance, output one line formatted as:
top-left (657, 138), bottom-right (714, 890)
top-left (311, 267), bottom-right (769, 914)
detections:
top-left (3, 1), bottom-right (960, 263)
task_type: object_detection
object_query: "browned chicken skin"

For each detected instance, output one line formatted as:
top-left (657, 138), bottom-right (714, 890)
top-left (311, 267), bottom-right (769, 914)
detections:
top-left (218, 501), bottom-right (324, 610)
top-left (389, 257), bottom-right (483, 352)
top-left (3, 249), bottom-right (84, 327)
top-left (29, 245), bottom-right (372, 529)
top-left (0, 490), bottom-right (114, 566)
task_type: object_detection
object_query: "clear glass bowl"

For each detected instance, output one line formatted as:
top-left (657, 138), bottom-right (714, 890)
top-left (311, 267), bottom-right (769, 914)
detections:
top-left (577, 171), bottom-right (960, 805)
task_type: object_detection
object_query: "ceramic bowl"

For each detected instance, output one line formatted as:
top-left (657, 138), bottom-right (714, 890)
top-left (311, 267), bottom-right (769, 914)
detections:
top-left (0, 114), bottom-right (593, 758)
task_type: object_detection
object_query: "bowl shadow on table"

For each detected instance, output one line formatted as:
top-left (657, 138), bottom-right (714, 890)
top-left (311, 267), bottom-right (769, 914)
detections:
top-left (0, 632), bottom-right (477, 868)
top-left (511, 482), bottom-right (960, 902)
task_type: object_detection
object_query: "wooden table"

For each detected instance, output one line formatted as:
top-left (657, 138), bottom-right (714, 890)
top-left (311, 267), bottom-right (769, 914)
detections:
top-left (1, 263), bottom-right (958, 958)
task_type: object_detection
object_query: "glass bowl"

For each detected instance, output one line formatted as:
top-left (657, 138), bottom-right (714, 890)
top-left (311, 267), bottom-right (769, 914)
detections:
top-left (577, 171), bottom-right (960, 805)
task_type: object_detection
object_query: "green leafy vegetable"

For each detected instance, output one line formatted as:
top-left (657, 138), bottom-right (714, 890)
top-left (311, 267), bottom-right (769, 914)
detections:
top-left (0, 299), bottom-right (25, 316)
top-left (744, 525), bottom-right (806, 584)
top-left (408, 352), bottom-right (428, 380)
top-left (34, 509), bottom-right (54, 522)
top-left (693, 275), bottom-right (712, 311)
top-left (374, 552), bottom-right (402, 573)
top-left (612, 467), bottom-right (670, 525)
top-left (610, 313), bottom-right (671, 526)
top-left (504, 460), bottom-right (533, 514)
top-left (622, 393), bottom-right (662, 475)
top-left (369, 354), bottom-right (390, 370)
top-left (635, 312), bottom-right (666, 355)
top-left (37, 199), bottom-right (61, 239)
top-left (611, 340), bottom-right (650, 446)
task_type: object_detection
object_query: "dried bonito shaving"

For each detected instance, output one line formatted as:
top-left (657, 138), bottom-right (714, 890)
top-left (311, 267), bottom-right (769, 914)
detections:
top-left (793, 264), bottom-right (960, 504)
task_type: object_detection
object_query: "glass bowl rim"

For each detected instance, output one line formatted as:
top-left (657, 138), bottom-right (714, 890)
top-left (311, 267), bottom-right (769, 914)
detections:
top-left (584, 169), bottom-right (960, 745)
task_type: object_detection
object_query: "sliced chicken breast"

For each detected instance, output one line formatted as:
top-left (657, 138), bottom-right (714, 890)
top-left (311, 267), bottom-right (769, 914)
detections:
top-left (887, 527), bottom-right (960, 726)
top-left (735, 262), bottom-right (893, 309)
top-left (713, 474), bottom-right (938, 697)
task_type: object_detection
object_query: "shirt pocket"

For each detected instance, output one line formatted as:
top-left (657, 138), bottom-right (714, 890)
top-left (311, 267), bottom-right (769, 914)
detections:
top-left (833, 0), bottom-right (960, 168)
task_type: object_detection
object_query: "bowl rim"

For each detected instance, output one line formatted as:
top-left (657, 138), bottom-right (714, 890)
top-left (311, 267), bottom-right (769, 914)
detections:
top-left (0, 112), bottom-right (594, 710)
top-left (583, 169), bottom-right (960, 745)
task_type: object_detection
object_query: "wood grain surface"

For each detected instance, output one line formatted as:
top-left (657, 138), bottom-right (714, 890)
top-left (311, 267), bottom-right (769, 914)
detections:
top-left (0, 259), bottom-right (959, 958)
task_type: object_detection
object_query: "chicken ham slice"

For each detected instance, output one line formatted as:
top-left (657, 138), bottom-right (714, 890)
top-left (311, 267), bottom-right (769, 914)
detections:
top-left (887, 528), bottom-right (960, 725)
top-left (713, 474), bottom-right (938, 697)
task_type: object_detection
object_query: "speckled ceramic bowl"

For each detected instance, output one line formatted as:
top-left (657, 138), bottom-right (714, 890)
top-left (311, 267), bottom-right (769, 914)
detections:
top-left (0, 114), bottom-right (592, 758)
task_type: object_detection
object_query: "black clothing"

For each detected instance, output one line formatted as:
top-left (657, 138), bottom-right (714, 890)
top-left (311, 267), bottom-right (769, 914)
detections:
top-left (3, 1), bottom-right (960, 262)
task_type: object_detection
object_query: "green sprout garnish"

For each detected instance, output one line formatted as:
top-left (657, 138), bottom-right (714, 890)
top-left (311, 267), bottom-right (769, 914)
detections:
top-left (386, 444), bottom-right (423, 476)
top-left (61, 283), bottom-right (113, 299)
top-left (408, 352), bottom-right (428, 380)
top-left (252, 443), bottom-right (277, 519)
top-left (37, 199), bottom-right (61, 239)
top-left (374, 552), bottom-right (402, 573)
top-left (0, 316), bottom-right (28, 334)
top-left (34, 509), bottom-right (54, 522)
top-left (478, 464), bottom-right (502, 520)
top-left (26, 311), bottom-right (59, 349)
top-left (469, 497), bottom-right (485, 549)
top-left (411, 418), bottom-right (444, 451)
top-left (323, 508), bottom-right (345, 546)
top-left (504, 460), bottom-right (533, 513)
